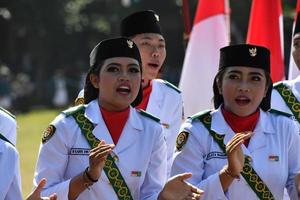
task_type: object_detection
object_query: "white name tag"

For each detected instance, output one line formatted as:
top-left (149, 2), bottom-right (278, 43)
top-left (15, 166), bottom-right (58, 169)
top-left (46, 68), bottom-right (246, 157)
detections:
top-left (70, 148), bottom-right (90, 155)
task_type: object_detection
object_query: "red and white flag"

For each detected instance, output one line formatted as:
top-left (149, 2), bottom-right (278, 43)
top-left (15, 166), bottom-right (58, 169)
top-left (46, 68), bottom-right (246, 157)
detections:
top-left (246, 0), bottom-right (284, 82)
top-left (288, 0), bottom-right (300, 80)
top-left (179, 0), bottom-right (230, 118)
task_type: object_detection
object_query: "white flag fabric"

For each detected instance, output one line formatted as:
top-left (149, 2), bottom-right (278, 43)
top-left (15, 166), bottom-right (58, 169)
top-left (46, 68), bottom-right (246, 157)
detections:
top-left (288, 1), bottom-right (300, 80)
top-left (179, 0), bottom-right (230, 118)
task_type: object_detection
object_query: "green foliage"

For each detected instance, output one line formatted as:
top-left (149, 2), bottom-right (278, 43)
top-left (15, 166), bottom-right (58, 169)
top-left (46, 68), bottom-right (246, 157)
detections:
top-left (16, 109), bottom-right (59, 198)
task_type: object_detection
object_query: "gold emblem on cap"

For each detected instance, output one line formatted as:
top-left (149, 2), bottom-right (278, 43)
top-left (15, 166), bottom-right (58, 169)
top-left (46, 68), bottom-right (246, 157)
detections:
top-left (249, 47), bottom-right (257, 57)
top-left (127, 40), bottom-right (133, 48)
top-left (154, 14), bottom-right (159, 21)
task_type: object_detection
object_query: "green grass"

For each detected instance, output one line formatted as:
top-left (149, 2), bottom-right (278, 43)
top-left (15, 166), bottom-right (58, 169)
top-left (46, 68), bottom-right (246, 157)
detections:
top-left (16, 109), bottom-right (60, 198)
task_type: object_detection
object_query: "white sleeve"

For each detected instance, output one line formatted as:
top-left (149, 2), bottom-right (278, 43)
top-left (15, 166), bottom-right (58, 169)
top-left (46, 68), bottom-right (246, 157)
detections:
top-left (5, 148), bottom-right (22, 200)
top-left (165, 94), bottom-right (183, 177)
top-left (286, 120), bottom-right (300, 200)
top-left (6, 120), bottom-right (17, 146)
top-left (140, 126), bottom-right (167, 200)
top-left (33, 116), bottom-right (72, 200)
top-left (171, 123), bottom-right (227, 200)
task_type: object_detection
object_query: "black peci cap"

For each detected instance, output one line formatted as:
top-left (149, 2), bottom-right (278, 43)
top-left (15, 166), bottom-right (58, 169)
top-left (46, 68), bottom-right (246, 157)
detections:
top-left (219, 44), bottom-right (270, 73)
top-left (213, 44), bottom-right (272, 111)
top-left (89, 37), bottom-right (142, 68)
top-left (121, 10), bottom-right (162, 37)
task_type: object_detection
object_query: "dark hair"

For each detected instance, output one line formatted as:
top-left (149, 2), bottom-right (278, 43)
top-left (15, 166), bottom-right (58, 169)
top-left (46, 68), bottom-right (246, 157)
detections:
top-left (84, 59), bottom-right (143, 107)
top-left (84, 61), bottom-right (104, 104)
top-left (213, 68), bottom-right (273, 111)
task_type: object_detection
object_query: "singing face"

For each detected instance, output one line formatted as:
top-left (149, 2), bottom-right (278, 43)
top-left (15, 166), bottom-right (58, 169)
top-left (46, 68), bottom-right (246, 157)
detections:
top-left (293, 33), bottom-right (300, 70)
top-left (90, 57), bottom-right (141, 111)
top-left (217, 66), bottom-right (268, 117)
top-left (131, 33), bottom-right (166, 87)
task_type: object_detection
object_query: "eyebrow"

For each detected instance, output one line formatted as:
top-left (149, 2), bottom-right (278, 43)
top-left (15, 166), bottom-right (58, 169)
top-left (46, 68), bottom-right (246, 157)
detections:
top-left (227, 70), bottom-right (264, 76)
top-left (106, 62), bottom-right (139, 67)
top-left (140, 36), bottom-right (165, 42)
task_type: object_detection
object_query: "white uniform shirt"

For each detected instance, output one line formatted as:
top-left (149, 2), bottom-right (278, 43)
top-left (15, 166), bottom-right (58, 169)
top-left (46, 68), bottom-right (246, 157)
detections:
top-left (34, 99), bottom-right (167, 200)
top-left (171, 108), bottom-right (300, 200)
top-left (0, 108), bottom-right (17, 145)
top-left (272, 76), bottom-right (300, 117)
top-left (146, 79), bottom-right (183, 176)
top-left (0, 139), bottom-right (22, 200)
top-left (75, 79), bottom-right (183, 177)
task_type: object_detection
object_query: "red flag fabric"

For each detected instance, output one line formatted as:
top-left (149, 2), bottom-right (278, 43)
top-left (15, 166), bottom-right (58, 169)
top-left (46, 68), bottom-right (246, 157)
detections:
top-left (246, 0), bottom-right (284, 82)
top-left (179, 0), bottom-right (230, 117)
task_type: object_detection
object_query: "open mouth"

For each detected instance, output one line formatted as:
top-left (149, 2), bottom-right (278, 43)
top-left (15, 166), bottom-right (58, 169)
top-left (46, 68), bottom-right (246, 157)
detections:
top-left (235, 96), bottom-right (250, 106)
top-left (148, 63), bottom-right (159, 68)
top-left (116, 86), bottom-right (131, 95)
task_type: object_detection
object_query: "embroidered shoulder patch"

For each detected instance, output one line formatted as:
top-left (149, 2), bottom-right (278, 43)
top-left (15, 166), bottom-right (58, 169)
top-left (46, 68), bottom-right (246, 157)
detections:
top-left (176, 131), bottom-right (189, 151)
top-left (42, 125), bottom-right (56, 144)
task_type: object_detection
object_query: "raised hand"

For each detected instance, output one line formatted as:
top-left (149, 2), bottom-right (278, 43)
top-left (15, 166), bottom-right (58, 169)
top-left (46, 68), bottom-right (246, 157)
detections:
top-left (26, 178), bottom-right (57, 200)
top-left (226, 131), bottom-right (252, 177)
top-left (158, 173), bottom-right (204, 200)
top-left (87, 140), bottom-right (115, 181)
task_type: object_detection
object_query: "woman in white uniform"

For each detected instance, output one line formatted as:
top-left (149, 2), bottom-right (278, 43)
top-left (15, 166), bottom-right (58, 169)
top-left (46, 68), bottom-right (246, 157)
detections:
top-left (271, 13), bottom-right (300, 125)
top-left (75, 11), bottom-right (183, 176)
top-left (34, 37), bottom-right (202, 200)
top-left (121, 10), bottom-right (183, 176)
top-left (171, 44), bottom-right (300, 200)
top-left (0, 109), bottom-right (56, 200)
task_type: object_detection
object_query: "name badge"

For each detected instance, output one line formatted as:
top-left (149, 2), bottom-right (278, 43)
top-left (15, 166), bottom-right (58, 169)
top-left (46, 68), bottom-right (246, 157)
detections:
top-left (206, 151), bottom-right (227, 160)
top-left (70, 148), bottom-right (90, 155)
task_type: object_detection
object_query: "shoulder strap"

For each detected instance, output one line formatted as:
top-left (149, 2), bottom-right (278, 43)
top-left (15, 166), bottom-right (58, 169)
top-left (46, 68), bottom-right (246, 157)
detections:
top-left (137, 109), bottom-right (160, 123)
top-left (0, 107), bottom-right (15, 119)
top-left (161, 79), bottom-right (181, 93)
top-left (71, 109), bottom-right (133, 200)
top-left (269, 109), bottom-right (292, 118)
top-left (62, 105), bottom-right (85, 117)
top-left (0, 133), bottom-right (13, 146)
top-left (197, 112), bottom-right (275, 200)
top-left (274, 82), bottom-right (300, 123)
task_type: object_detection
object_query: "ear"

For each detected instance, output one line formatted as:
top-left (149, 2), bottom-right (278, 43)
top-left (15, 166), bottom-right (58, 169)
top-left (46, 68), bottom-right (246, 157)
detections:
top-left (89, 74), bottom-right (99, 88)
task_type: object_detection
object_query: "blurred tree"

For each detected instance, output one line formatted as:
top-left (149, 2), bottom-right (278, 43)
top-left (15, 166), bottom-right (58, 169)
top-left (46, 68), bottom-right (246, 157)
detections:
top-left (0, 0), bottom-right (297, 110)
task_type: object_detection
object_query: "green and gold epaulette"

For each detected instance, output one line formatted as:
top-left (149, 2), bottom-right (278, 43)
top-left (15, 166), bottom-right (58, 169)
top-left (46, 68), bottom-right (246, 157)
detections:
top-left (74, 97), bottom-right (85, 106)
top-left (273, 81), bottom-right (284, 88)
top-left (162, 80), bottom-right (181, 93)
top-left (0, 133), bottom-right (13, 146)
top-left (190, 109), bottom-right (211, 121)
top-left (62, 105), bottom-right (86, 117)
top-left (269, 109), bottom-right (292, 118)
top-left (137, 109), bottom-right (160, 123)
top-left (0, 107), bottom-right (15, 119)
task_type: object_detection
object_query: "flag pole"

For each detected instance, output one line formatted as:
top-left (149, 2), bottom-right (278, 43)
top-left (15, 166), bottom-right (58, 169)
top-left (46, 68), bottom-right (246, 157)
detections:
top-left (224, 0), bottom-right (231, 43)
top-left (182, 0), bottom-right (191, 47)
